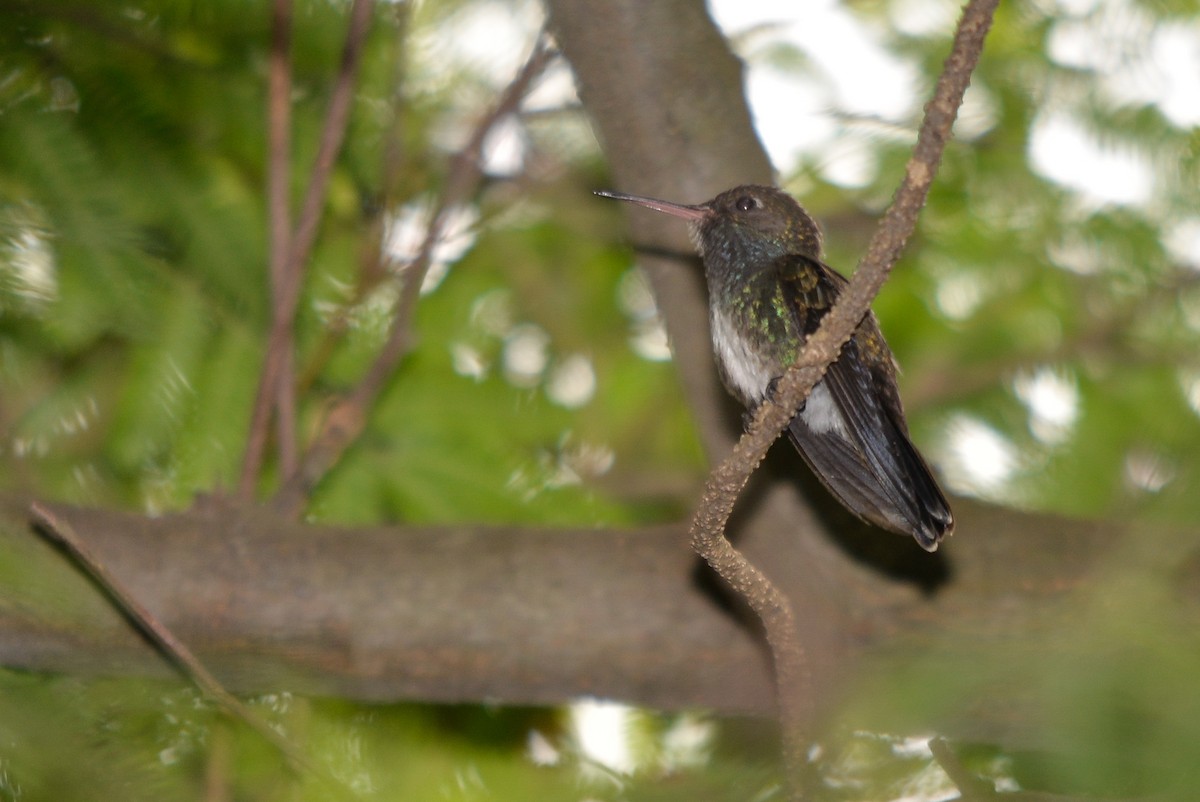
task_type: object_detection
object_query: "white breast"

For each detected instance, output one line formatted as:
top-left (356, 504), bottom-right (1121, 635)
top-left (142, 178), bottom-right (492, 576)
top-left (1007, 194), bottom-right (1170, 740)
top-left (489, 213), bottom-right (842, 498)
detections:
top-left (710, 307), bottom-right (775, 406)
top-left (712, 305), bottom-right (849, 438)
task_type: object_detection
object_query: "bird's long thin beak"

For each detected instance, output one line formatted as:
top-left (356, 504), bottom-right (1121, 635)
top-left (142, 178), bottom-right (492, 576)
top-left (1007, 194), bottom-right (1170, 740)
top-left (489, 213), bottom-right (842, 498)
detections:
top-left (594, 190), bottom-right (708, 221)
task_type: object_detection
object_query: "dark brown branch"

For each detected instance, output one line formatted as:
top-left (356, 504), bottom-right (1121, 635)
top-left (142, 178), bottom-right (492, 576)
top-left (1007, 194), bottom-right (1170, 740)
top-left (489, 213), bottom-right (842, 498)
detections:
top-left (272, 36), bottom-right (556, 516)
top-left (27, 503), bottom-right (325, 783)
top-left (687, 0), bottom-right (999, 792)
top-left (239, 0), bottom-right (376, 498)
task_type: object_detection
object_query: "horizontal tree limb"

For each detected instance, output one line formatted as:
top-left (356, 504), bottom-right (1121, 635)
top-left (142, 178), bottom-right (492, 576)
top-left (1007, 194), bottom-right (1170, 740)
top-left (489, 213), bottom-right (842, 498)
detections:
top-left (0, 495), bottom-right (775, 712)
top-left (6, 491), bottom-right (1188, 752)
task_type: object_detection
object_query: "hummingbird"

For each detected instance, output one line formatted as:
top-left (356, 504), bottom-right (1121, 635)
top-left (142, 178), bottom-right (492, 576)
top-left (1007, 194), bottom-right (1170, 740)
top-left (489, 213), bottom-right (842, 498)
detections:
top-left (597, 185), bottom-right (953, 551)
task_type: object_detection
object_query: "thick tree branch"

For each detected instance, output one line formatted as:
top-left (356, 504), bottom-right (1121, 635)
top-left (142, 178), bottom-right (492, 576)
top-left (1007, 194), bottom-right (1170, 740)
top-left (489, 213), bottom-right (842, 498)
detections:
top-left (0, 496), bottom-right (773, 713)
top-left (2, 493), bottom-right (1196, 754)
top-left (549, 0), bottom-right (775, 462)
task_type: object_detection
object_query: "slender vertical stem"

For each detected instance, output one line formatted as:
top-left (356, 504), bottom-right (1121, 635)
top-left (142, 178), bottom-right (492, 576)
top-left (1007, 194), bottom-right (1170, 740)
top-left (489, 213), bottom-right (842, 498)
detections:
top-left (267, 0), bottom-right (297, 480)
top-left (272, 37), bottom-right (555, 516)
top-left (239, 0), bottom-right (376, 498)
top-left (241, 0), bottom-right (296, 500)
top-left (288, 0), bottom-right (377, 287)
top-left (266, 0), bottom-right (292, 310)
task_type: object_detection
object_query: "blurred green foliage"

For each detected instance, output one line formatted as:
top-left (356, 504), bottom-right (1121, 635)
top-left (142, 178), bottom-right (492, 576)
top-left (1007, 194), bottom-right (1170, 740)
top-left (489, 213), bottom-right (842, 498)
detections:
top-left (0, 0), bottom-right (703, 520)
top-left (0, 0), bottom-right (1198, 799)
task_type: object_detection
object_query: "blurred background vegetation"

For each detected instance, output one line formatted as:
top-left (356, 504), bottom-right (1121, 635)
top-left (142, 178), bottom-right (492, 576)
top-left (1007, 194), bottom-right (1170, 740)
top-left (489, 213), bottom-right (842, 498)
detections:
top-left (1, 0), bottom-right (1199, 799)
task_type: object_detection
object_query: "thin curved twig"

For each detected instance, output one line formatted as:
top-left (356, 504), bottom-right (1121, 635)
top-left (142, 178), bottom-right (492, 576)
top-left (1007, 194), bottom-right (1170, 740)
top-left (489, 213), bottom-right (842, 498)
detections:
top-left (686, 0), bottom-right (1000, 796)
top-left (28, 503), bottom-right (337, 787)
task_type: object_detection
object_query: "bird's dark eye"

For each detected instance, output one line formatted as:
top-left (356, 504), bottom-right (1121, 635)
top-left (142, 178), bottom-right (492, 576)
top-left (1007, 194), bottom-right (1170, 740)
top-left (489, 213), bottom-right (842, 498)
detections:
top-left (735, 195), bottom-right (760, 212)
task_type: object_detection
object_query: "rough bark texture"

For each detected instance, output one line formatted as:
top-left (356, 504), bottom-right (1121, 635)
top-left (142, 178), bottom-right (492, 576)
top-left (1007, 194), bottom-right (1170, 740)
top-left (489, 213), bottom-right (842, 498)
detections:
top-left (7, 490), bottom-right (1188, 749)
top-left (1, 497), bottom-right (774, 711)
